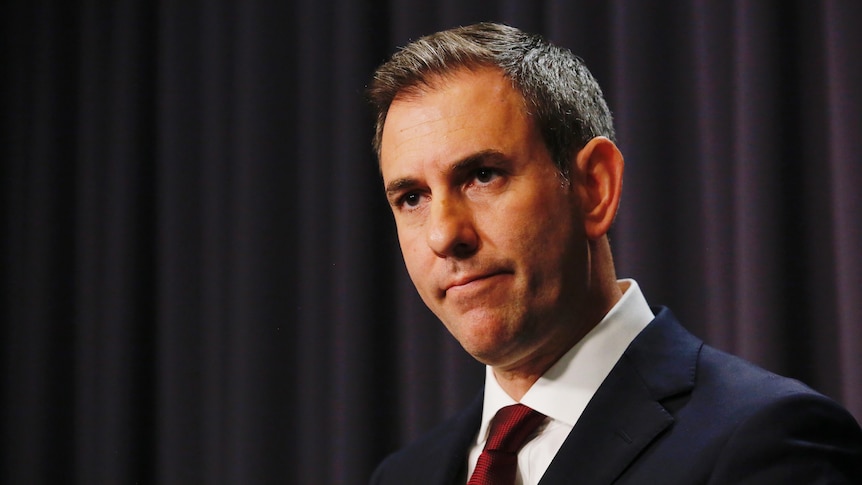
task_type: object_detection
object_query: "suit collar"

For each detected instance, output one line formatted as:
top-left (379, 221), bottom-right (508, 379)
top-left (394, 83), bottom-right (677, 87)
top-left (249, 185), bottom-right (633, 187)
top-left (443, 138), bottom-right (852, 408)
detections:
top-left (539, 307), bottom-right (702, 484)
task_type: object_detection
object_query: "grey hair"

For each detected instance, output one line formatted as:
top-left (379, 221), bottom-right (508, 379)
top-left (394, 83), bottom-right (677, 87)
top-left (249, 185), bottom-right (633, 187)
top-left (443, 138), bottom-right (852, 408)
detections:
top-left (367, 22), bottom-right (615, 178)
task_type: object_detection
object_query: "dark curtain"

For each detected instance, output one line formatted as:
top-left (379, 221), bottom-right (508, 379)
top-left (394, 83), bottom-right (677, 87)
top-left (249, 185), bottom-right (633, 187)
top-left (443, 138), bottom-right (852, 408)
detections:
top-left (3, 1), bottom-right (860, 483)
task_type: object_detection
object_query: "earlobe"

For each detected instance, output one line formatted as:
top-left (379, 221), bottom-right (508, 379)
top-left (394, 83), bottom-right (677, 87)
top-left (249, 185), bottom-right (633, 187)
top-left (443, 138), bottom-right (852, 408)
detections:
top-left (574, 136), bottom-right (624, 240)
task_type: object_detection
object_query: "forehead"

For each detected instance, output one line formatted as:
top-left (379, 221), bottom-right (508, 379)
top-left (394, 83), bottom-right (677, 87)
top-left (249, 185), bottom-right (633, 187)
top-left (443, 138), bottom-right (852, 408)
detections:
top-left (379, 68), bottom-right (534, 174)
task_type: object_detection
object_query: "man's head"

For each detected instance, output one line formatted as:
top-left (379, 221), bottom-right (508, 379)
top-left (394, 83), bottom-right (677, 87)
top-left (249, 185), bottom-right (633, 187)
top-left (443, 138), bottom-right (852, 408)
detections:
top-left (368, 22), bottom-right (615, 180)
top-left (369, 23), bottom-right (624, 391)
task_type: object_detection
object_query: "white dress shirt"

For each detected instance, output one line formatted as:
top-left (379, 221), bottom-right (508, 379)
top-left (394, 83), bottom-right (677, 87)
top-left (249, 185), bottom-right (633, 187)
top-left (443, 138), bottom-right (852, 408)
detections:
top-left (465, 279), bottom-right (655, 485)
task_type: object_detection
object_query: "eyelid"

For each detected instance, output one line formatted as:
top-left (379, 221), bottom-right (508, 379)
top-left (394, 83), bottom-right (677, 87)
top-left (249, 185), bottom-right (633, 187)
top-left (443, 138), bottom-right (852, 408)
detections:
top-left (394, 190), bottom-right (426, 210)
top-left (469, 166), bottom-right (503, 185)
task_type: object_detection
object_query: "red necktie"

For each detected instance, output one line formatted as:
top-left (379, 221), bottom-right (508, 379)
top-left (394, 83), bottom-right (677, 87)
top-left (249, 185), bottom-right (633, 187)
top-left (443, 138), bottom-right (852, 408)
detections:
top-left (467, 404), bottom-right (547, 485)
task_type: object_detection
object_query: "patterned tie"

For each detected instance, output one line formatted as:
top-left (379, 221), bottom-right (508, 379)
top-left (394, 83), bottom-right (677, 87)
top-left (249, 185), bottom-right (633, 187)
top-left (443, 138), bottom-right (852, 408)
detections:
top-left (467, 404), bottom-right (547, 485)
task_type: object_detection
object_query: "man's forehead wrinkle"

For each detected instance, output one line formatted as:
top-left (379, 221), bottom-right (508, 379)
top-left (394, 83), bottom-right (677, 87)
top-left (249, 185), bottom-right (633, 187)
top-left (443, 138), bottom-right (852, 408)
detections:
top-left (380, 67), bottom-right (523, 190)
top-left (388, 110), bottom-right (471, 153)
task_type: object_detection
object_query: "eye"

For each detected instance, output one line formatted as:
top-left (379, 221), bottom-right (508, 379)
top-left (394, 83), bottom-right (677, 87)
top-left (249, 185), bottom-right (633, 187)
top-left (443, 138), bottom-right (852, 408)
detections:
top-left (474, 167), bottom-right (500, 184)
top-left (395, 191), bottom-right (426, 210)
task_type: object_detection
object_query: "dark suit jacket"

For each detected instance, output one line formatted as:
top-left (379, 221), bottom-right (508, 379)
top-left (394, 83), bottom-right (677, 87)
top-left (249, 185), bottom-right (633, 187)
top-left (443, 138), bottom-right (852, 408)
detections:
top-left (371, 307), bottom-right (862, 484)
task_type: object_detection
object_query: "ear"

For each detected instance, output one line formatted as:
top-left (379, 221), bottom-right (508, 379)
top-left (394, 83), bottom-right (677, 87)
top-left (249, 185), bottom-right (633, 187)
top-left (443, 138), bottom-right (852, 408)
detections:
top-left (572, 136), bottom-right (624, 240)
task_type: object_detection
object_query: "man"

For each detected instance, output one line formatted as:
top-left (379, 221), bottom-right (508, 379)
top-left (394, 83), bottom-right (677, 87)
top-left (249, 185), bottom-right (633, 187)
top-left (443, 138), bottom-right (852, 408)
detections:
top-left (367, 22), bottom-right (862, 484)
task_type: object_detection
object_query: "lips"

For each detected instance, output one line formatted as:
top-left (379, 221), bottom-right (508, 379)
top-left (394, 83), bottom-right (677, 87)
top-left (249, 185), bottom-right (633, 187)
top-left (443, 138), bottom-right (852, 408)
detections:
top-left (444, 270), bottom-right (508, 294)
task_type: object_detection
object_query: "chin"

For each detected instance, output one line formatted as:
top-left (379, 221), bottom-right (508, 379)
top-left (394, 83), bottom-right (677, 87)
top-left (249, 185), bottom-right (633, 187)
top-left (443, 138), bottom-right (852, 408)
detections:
top-left (456, 328), bottom-right (519, 364)
top-left (460, 344), bottom-right (504, 366)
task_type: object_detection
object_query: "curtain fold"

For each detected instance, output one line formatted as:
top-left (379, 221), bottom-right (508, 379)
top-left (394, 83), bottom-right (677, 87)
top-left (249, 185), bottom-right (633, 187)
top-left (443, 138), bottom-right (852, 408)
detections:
top-left (825, 0), bottom-right (862, 416)
top-left (3, 1), bottom-right (860, 483)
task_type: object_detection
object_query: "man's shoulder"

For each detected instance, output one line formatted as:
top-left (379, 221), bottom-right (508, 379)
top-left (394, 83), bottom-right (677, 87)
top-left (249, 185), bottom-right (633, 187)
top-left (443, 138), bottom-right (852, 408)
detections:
top-left (634, 307), bottom-right (834, 405)
top-left (643, 307), bottom-right (847, 414)
top-left (689, 345), bottom-right (862, 481)
top-left (615, 307), bottom-right (862, 482)
top-left (697, 342), bottom-right (817, 398)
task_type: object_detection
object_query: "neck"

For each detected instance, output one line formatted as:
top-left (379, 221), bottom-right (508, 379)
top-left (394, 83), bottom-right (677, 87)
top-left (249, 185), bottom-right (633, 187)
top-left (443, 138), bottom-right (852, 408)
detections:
top-left (493, 239), bottom-right (623, 401)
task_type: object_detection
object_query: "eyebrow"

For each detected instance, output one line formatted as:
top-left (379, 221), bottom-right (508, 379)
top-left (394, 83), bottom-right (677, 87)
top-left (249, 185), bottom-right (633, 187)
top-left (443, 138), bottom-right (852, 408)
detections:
top-left (384, 177), bottom-right (418, 199)
top-left (384, 149), bottom-right (508, 198)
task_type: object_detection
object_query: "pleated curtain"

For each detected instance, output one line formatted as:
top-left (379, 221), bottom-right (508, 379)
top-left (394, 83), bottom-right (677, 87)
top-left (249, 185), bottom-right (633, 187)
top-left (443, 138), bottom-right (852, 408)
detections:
top-left (3, 1), bottom-right (860, 483)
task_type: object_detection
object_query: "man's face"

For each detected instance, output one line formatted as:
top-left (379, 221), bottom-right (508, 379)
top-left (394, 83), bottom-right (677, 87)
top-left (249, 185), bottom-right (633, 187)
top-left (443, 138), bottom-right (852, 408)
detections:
top-left (380, 67), bottom-right (590, 371)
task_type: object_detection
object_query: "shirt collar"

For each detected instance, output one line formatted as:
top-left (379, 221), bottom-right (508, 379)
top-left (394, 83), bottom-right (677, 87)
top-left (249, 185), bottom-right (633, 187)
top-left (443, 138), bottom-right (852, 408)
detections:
top-left (476, 279), bottom-right (654, 443)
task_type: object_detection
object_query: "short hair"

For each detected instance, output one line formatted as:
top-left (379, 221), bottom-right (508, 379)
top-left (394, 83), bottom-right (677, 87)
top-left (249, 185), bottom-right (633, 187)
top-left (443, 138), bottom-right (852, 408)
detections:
top-left (367, 22), bottom-right (615, 177)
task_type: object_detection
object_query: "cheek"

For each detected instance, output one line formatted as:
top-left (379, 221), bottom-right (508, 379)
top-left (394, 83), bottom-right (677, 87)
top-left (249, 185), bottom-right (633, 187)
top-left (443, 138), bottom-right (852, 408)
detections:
top-left (504, 196), bottom-right (579, 268)
top-left (397, 228), bottom-right (432, 284)
top-left (496, 191), bottom-right (571, 239)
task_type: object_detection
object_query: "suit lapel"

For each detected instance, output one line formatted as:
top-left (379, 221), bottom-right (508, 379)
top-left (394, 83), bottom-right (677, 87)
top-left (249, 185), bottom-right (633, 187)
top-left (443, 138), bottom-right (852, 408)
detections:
top-left (539, 308), bottom-right (701, 484)
top-left (418, 392), bottom-right (483, 484)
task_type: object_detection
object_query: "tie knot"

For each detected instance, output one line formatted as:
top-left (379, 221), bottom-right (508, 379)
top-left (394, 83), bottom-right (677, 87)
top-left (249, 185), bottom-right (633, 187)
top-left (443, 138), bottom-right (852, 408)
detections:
top-left (485, 404), bottom-right (546, 453)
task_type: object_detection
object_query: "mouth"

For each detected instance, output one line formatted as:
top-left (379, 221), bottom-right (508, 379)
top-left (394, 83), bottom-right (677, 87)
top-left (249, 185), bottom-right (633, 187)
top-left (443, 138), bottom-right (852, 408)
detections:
top-left (444, 270), bottom-right (509, 295)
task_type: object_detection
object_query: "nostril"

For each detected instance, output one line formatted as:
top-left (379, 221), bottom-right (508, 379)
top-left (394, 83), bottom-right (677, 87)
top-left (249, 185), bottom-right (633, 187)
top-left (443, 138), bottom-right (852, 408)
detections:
top-left (452, 239), bottom-right (479, 259)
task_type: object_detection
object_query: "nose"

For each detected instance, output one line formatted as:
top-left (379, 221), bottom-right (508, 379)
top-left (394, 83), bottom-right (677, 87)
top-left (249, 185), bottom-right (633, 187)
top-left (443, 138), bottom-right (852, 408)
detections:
top-left (427, 195), bottom-right (478, 259)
